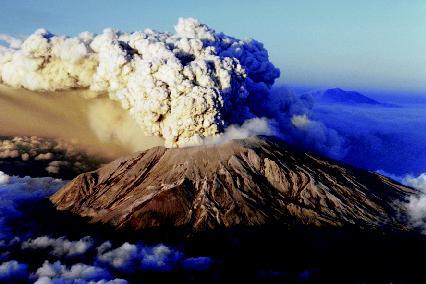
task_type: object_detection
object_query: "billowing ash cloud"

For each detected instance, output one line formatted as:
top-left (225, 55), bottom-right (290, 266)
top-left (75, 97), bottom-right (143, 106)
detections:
top-left (0, 18), bottom-right (279, 147)
top-left (249, 87), bottom-right (346, 159)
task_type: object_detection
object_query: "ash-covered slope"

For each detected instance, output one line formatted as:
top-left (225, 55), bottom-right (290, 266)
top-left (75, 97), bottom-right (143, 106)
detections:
top-left (51, 136), bottom-right (414, 232)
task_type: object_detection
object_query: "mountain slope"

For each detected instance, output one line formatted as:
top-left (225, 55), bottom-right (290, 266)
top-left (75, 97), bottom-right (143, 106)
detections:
top-left (307, 88), bottom-right (397, 106)
top-left (51, 136), bottom-right (414, 232)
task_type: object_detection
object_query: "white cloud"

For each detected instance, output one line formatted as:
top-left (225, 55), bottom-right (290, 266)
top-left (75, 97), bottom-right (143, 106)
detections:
top-left (22, 236), bottom-right (94, 257)
top-left (202, 117), bottom-right (275, 145)
top-left (35, 260), bottom-right (117, 283)
top-left (97, 242), bottom-right (183, 272)
top-left (403, 173), bottom-right (426, 192)
top-left (140, 244), bottom-right (183, 272)
top-left (96, 242), bottom-right (139, 272)
top-left (0, 34), bottom-right (23, 49)
top-left (376, 170), bottom-right (426, 232)
top-left (0, 260), bottom-right (28, 281)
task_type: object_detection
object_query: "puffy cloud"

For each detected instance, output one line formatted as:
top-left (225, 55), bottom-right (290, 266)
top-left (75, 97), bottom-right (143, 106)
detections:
top-left (96, 242), bottom-right (138, 272)
top-left (139, 244), bottom-right (183, 272)
top-left (202, 117), bottom-right (275, 146)
top-left (0, 171), bottom-right (9, 184)
top-left (0, 34), bottom-right (23, 49)
top-left (0, 260), bottom-right (29, 282)
top-left (290, 114), bottom-right (310, 128)
top-left (404, 173), bottom-right (426, 232)
top-left (403, 173), bottom-right (426, 191)
top-left (0, 18), bottom-right (279, 148)
top-left (0, 136), bottom-right (104, 178)
top-left (97, 242), bottom-right (183, 272)
top-left (34, 260), bottom-right (120, 283)
top-left (22, 236), bottom-right (94, 257)
top-left (376, 171), bottom-right (426, 233)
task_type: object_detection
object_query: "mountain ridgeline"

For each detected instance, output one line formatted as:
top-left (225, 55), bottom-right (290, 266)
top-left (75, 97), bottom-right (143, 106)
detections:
top-left (51, 136), bottom-right (414, 234)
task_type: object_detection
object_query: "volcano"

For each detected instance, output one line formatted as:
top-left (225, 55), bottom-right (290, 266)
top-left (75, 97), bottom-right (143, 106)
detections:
top-left (51, 136), bottom-right (414, 233)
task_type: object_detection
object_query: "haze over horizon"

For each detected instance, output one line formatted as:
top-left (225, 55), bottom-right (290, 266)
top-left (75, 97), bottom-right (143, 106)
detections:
top-left (1, 3), bottom-right (426, 283)
top-left (0, 0), bottom-right (425, 95)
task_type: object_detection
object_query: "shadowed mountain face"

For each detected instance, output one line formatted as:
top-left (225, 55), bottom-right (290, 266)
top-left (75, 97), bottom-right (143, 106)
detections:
top-left (51, 136), bottom-right (414, 233)
top-left (308, 88), bottom-right (389, 105)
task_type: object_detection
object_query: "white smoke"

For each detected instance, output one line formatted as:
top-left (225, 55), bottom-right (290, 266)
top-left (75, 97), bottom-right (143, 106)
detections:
top-left (201, 117), bottom-right (275, 145)
top-left (0, 18), bottom-right (279, 148)
top-left (403, 173), bottom-right (426, 232)
top-left (377, 170), bottom-right (426, 232)
top-left (403, 173), bottom-right (426, 191)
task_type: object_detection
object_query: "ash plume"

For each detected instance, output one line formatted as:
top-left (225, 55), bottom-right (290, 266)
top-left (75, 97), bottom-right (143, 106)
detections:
top-left (0, 18), bottom-right (280, 148)
top-left (0, 85), bottom-right (163, 159)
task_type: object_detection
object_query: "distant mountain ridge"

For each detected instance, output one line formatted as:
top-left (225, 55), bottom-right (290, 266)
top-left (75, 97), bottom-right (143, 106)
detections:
top-left (306, 88), bottom-right (398, 106)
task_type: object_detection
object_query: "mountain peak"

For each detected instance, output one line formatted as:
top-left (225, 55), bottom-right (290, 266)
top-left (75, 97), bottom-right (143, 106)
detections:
top-left (304, 87), bottom-right (388, 106)
top-left (51, 136), bottom-right (414, 233)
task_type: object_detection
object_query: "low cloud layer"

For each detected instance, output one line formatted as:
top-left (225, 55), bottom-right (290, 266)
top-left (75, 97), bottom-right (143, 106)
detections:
top-left (310, 100), bottom-right (426, 176)
top-left (0, 172), bottom-right (213, 283)
top-left (0, 136), bottom-right (105, 178)
top-left (22, 236), bottom-right (95, 258)
top-left (0, 171), bottom-right (64, 241)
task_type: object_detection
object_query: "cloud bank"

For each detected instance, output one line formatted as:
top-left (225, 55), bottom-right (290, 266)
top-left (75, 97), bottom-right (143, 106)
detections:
top-left (0, 136), bottom-right (105, 178)
top-left (310, 100), bottom-right (426, 176)
top-left (0, 172), bottom-right (214, 283)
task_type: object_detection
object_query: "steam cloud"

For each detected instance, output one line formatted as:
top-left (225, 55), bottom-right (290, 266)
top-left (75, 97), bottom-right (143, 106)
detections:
top-left (402, 173), bottom-right (426, 231)
top-left (0, 18), bottom-right (280, 148)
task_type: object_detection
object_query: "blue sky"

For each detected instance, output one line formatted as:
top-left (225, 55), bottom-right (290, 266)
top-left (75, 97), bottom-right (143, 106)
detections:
top-left (0, 0), bottom-right (425, 94)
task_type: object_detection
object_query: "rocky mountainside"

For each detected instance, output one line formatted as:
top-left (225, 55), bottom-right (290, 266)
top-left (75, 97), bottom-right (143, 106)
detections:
top-left (51, 136), bottom-right (414, 232)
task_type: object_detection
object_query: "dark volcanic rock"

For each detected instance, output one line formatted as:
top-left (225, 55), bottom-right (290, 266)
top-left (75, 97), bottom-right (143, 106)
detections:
top-left (51, 136), bottom-right (414, 232)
